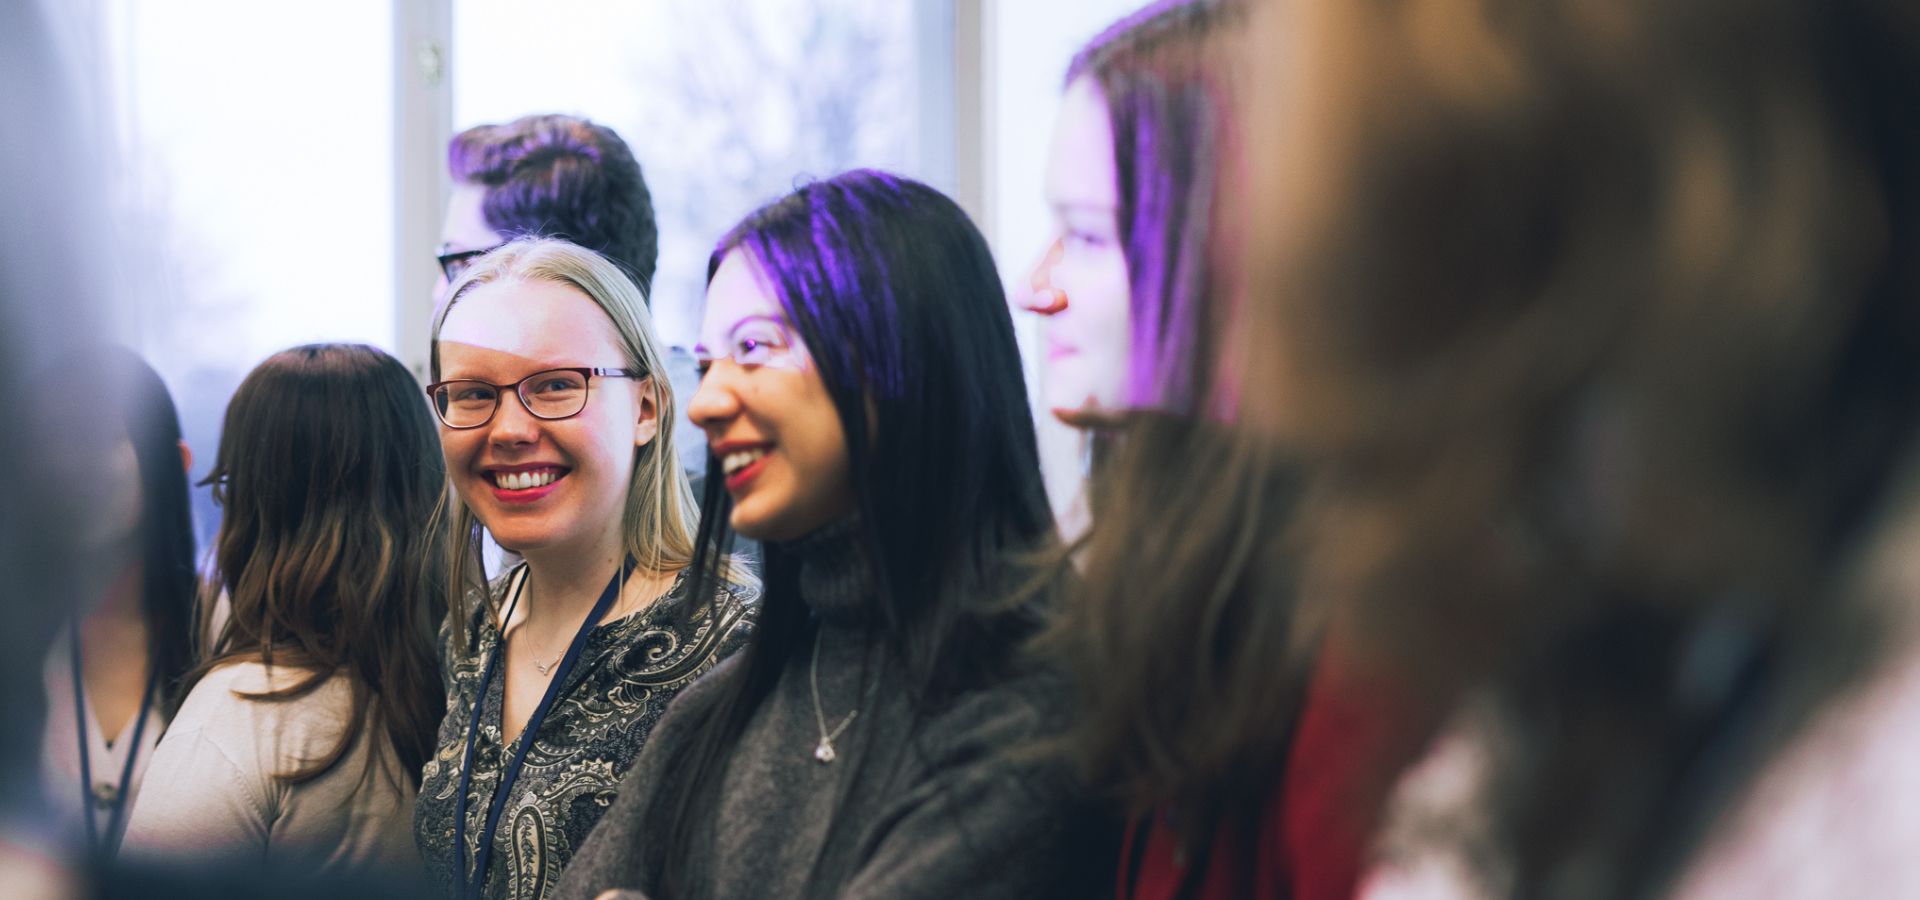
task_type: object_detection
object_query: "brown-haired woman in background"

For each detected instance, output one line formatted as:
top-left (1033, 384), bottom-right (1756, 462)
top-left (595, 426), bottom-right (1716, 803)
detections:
top-left (120, 343), bottom-right (447, 876)
top-left (1037, 3), bottom-right (1442, 899)
top-left (1220, 0), bottom-right (1920, 896)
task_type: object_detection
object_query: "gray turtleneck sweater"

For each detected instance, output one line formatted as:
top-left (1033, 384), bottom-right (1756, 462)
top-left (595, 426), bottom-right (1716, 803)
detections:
top-left (554, 522), bottom-right (1111, 899)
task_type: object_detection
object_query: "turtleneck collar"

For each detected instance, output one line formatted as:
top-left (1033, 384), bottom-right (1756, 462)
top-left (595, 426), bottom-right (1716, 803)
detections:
top-left (783, 515), bottom-right (876, 625)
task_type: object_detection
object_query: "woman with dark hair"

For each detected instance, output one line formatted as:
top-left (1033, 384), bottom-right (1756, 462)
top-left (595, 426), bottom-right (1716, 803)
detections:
top-left (555, 169), bottom-right (1107, 900)
top-left (1029, 4), bottom-right (1440, 899)
top-left (120, 343), bottom-right (447, 874)
top-left (1021, 0), bottom-right (1242, 542)
top-left (1024, 0), bottom-right (1236, 428)
top-left (39, 349), bottom-right (197, 858)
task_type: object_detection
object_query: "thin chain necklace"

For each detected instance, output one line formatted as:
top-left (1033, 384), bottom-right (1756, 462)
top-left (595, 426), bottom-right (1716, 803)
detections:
top-left (531, 648), bottom-right (564, 677)
top-left (808, 628), bottom-right (861, 764)
top-left (522, 567), bottom-right (630, 677)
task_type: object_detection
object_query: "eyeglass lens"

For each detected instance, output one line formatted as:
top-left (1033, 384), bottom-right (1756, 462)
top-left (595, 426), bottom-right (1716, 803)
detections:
top-left (432, 369), bottom-right (591, 428)
top-left (439, 249), bottom-right (486, 282)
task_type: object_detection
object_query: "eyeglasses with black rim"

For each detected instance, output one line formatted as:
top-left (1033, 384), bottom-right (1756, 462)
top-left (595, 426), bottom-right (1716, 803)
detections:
top-left (435, 241), bottom-right (508, 282)
top-left (424, 367), bottom-right (644, 429)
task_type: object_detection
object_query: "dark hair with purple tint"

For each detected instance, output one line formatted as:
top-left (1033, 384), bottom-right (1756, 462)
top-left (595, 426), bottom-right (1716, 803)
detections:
top-left (655, 169), bottom-right (1058, 896)
top-left (1043, 0), bottom-right (1302, 841)
top-left (449, 114), bottom-right (659, 297)
top-left (1068, 0), bottom-right (1245, 411)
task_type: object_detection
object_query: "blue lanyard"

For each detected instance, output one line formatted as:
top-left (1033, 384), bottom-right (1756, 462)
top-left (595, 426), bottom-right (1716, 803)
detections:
top-left (453, 558), bottom-right (632, 900)
top-left (69, 622), bottom-right (158, 859)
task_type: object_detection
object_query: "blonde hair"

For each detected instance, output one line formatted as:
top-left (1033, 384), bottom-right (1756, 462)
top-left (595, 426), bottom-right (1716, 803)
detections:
top-left (430, 238), bottom-right (723, 648)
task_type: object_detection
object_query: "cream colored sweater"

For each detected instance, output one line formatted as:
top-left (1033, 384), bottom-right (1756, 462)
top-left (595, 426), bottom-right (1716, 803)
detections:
top-left (119, 661), bottom-right (420, 877)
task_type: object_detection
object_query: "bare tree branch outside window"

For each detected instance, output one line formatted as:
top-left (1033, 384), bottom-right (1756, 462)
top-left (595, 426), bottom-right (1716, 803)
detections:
top-left (629, 0), bottom-right (915, 346)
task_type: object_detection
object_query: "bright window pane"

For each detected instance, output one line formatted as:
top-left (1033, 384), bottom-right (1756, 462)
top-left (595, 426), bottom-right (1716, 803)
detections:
top-left (452, 0), bottom-right (921, 349)
top-left (98, 0), bottom-right (395, 543)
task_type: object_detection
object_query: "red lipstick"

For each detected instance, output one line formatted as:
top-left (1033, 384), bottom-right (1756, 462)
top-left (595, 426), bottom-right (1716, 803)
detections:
top-left (483, 463), bottom-right (568, 505)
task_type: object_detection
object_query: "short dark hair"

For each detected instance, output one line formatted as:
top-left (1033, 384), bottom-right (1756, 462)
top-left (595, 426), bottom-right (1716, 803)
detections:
top-left (448, 114), bottom-right (658, 297)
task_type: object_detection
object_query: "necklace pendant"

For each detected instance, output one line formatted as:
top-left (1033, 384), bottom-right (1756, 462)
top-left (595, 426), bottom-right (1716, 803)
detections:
top-left (814, 739), bottom-right (837, 764)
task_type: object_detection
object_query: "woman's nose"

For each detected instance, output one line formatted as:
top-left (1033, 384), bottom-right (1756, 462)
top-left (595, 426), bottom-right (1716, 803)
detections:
top-left (487, 390), bottom-right (542, 446)
top-left (1020, 238), bottom-right (1070, 315)
top-left (686, 362), bottom-right (743, 435)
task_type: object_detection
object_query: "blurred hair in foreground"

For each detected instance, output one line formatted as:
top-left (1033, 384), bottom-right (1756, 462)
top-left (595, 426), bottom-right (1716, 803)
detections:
top-left (0, 6), bottom-right (436, 897)
top-left (1047, 0), bottom-right (1919, 892)
top-left (0, 0), bottom-right (115, 851)
top-left (1234, 0), bottom-right (1919, 894)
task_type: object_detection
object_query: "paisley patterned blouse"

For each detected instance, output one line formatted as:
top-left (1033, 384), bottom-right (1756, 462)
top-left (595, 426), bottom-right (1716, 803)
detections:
top-left (415, 565), bottom-right (756, 900)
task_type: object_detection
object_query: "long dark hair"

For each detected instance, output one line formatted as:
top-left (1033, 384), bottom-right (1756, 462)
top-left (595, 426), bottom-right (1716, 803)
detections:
top-left (1232, 0), bottom-right (1920, 893)
top-left (104, 349), bottom-right (199, 714)
top-left (1043, 0), bottom-right (1295, 832)
top-left (1067, 0), bottom-right (1245, 413)
top-left (654, 170), bottom-right (1058, 898)
top-left (191, 344), bottom-right (448, 785)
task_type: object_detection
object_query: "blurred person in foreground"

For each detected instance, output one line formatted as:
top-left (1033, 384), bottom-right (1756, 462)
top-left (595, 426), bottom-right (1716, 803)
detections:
top-left (2, 4), bottom-right (433, 898)
top-left (1217, 0), bottom-right (1920, 896)
top-left (0, 1), bottom-right (126, 895)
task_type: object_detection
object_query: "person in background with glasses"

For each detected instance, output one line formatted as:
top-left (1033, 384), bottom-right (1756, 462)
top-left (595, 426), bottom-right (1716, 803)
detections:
top-left (415, 238), bottom-right (756, 900)
top-left (436, 114), bottom-right (657, 299)
top-left (118, 343), bottom-right (445, 877)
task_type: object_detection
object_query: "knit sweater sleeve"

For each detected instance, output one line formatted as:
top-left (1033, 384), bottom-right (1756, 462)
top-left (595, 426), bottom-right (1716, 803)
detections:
top-left (551, 655), bottom-right (739, 900)
top-left (839, 671), bottom-right (1114, 900)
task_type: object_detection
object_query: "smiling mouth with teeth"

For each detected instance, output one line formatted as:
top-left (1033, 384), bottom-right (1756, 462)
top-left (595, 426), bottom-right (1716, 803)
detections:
top-left (721, 448), bottom-right (767, 476)
top-left (493, 468), bottom-right (562, 491)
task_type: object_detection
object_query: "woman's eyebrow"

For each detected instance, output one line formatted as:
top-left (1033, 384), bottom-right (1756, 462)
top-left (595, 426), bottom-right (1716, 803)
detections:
top-left (697, 313), bottom-right (789, 353)
top-left (1049, 198), bottom-right (1119, 216)
top-left (728, 313), bottom-right (785, 329)
top-left (719, 314), bottom-right (790, 340)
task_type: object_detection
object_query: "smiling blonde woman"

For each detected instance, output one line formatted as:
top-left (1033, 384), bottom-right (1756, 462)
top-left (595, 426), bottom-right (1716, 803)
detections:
top-left (413, 239), bottom-right (755, 900)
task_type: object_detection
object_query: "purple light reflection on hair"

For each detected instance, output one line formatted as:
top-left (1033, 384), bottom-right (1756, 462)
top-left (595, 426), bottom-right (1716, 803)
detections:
top-left (694, 166), bottom-right (1048, 632)
top-left (716, 170), bottom-right (917, 404)
top-left (1068, 0), bottom-right (1237, 415)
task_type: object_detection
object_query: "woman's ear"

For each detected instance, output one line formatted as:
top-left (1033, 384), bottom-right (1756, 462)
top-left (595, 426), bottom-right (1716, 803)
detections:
top-left (178, 440), bottom-right (194, 474)
top-left (633, 378), bottom-right (660, 448)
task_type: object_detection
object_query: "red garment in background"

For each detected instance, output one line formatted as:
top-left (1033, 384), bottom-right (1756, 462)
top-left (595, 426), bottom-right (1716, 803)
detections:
top-left (1120, 638), bottom-right (1434, 900)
